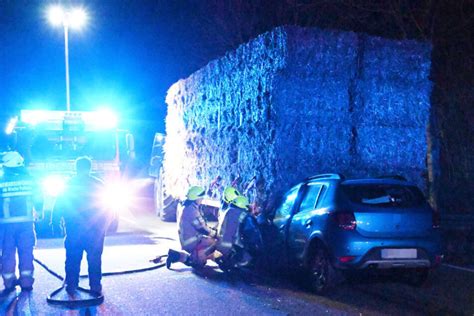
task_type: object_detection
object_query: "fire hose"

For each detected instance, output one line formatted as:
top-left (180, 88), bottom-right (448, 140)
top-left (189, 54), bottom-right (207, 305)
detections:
top-left (34, 250), bottom-right (168, 307)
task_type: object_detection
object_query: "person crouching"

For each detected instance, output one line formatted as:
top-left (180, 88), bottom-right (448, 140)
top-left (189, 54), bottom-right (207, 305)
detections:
top-left (166, 186), bottom-right (217, 269)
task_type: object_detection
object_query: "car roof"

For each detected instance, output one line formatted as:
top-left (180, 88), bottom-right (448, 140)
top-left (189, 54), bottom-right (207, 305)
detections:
top-left (341, 178), bottom-right (416, 186)
top-left (302, 174), bottom-right (418, 188)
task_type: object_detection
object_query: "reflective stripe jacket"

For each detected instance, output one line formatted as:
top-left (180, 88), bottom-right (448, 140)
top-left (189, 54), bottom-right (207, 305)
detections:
top-left (177, 201), bottom-right (215, 252)
top-left (216, 205), bottom-right (248, 256)
top-left (0, 168), bottom-right (35, 224)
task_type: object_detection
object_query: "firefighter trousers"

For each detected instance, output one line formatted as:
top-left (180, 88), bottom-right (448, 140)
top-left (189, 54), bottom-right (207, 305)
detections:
top-left (1, 222), bottom-right (36, 289)
top-left (64, 232), bottom-right (105, 292)
top-left (180, 236), bottom-right (217, 267)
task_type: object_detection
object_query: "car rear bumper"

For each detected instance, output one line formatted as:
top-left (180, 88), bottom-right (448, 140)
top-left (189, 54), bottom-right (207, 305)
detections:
top-left (327, 231), bottom-right (442, 269)
top-left (358, 259), bottom-right (431, 269)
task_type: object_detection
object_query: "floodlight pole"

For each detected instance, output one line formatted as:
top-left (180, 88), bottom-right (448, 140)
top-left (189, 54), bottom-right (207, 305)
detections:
top-left (63, 24), bottom-right (71, 112)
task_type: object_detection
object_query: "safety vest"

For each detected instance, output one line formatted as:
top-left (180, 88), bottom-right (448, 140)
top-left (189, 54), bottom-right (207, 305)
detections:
top-left (0, 173), bottom-right (35, 224)
top-left (216, 206), bottom-right (248, 256)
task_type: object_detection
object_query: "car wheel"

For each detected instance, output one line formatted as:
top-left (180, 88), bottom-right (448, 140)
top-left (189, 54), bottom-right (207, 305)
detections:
top-left (308, 246), bottom-right (335, 295)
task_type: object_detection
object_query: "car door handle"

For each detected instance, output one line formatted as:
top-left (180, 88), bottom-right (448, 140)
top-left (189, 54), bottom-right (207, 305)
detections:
top-left (305, 219), bottom-right (313, 228)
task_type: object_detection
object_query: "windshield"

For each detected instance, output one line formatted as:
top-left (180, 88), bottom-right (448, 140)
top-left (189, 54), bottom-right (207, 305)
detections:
top-left (20, 131), bottom-right (117, 162)
top-left (342, 183), bottom-right (425, 208)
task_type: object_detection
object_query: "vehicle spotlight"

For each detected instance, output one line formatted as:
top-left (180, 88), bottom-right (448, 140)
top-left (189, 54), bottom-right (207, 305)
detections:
top-left (101, 182), bottom-right (132, 211)
top-left (42, 175), bottom-right (66, 197)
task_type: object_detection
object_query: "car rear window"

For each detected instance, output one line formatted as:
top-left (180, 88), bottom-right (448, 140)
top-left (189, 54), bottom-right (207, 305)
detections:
top-left (341, 184), bottom-right (425, 207)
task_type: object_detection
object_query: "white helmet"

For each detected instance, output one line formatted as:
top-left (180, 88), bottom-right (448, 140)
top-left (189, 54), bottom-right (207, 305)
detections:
top-left (1, 151), bottom-right (24, 168)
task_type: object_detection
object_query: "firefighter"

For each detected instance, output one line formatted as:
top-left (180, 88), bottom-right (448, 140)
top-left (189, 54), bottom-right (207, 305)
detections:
top-left (218, 186), bottom-right (241, 222)
top-left (0, 151), bottom-right (36, 293)
top-left (52, 156), bottom-right (110, 295)
top-left (216, 195), bottom-right (263, 268)
top-left (221, 187), bottom-right (240, 210)
top-left (216, 196), bottom-right (250, 258)
top-left (166, 186), bottom-right (217, 269)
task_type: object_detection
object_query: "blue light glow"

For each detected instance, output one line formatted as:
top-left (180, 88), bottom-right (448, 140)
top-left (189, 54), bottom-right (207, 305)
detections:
top-left (42, 175), bottom-right (66, 197)
top-left (5, 117), bottom-right (18, 135)
top-left (100, 181), bottom-right (132, 211)
top-left (20, 109), bottom-right (118, 130)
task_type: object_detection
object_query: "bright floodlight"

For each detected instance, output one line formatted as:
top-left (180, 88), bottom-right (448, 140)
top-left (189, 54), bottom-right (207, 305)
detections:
top-left (101, 182), bottom-right (132, 211)
top-left (42, 175), bottom-right (66, 197)
top-left (47, 5), bottom-right (88, 30)
top-left (68, 8), bottom-right (88, 30)
top-left (47, 5), bottom-right (64, 26)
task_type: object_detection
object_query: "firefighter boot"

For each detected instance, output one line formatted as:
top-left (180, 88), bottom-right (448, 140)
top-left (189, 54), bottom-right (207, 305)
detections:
top-left (166, 249), bottom-right (181, 269)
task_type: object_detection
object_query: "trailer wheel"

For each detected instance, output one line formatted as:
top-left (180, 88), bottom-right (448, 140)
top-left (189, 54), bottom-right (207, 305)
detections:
top-left (154, 177), bottom-right (178, 222)
top-left (160, 196), bottom-right (178, 222)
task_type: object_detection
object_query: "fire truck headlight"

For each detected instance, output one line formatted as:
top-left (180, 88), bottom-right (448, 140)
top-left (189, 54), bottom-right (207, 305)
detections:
top-left (101, 182), bottom-right (131, 211)
top-left (42, 176), bottom-right (66, 197)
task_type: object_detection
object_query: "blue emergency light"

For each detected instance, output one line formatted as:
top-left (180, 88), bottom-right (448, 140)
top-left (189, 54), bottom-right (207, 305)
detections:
top-left (19, 110), bottom-right (118, 130)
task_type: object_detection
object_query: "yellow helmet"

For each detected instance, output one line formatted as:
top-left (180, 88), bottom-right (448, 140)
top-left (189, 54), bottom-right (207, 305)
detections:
top-left (231, 196), bottom-right (249, 209)
top-left (223, 186), bottom-right (241, 204)
top-left (186, 186), bottom-right (205, 201)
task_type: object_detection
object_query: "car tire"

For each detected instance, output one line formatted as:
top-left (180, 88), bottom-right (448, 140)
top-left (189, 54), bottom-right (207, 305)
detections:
top-left (308, 246), bottom-right (336, 295)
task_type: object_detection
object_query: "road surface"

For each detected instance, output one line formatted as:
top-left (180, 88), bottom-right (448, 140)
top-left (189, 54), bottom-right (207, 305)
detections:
top-left (1, 211), bottom-right (473, 315)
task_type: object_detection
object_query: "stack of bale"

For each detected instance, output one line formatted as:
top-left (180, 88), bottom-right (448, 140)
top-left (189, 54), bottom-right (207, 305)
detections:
top-left (353, 36), bottom-right (432, 190)
top-left (271, 28), bottom-right (358, 192)
top-left (164, 28), bottom-right (288, 200)
top-left (163, 26), bottom-right (433, 208)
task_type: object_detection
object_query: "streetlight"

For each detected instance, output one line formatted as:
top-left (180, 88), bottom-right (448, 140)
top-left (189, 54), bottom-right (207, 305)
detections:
top-left (47, 5), bottom-right (88, 112)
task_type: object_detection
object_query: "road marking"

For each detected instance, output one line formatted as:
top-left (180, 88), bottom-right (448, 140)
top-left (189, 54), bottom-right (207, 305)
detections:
top-left (442, 263), bottom-right (474, 273)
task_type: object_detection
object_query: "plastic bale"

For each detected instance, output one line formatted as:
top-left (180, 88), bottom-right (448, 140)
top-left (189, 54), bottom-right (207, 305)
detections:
top-left (356, 79), bottom-right (431, 128)
top-left (361, 36), bottom-right (432, 83)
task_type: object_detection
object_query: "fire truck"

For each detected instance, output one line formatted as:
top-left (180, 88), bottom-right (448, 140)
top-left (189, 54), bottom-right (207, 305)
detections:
top-left (5, 109), bottom-right (135, 237)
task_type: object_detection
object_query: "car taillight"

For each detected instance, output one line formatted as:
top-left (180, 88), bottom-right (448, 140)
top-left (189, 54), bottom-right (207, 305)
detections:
top-left (338, 256), bottom-right (355, 263)
top-left (333, 212), bottom-right (357, 231)
top-left (432, 211), bottom-right (440, 229)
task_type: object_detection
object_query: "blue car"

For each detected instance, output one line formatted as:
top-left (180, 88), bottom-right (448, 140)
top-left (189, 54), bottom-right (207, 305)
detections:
top-left (269, 173), bottom-right (442, 294)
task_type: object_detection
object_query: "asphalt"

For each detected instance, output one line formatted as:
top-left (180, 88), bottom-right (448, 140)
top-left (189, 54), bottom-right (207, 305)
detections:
top-left (1, 212), bottom-right (473, 315)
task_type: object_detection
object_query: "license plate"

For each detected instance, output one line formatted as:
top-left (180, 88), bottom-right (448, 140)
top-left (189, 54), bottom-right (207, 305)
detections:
top-left (381, 249), bottom-right (417, 259)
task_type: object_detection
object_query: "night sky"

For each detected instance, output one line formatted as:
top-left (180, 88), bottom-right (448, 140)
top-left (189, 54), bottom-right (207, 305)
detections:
top-left (0, 1), bottom-right (223, 164)
top-left (1, 0), bottom-right (472, 193)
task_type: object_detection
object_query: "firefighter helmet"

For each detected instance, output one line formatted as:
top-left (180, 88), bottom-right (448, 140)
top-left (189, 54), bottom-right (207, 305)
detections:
top-left (1, 151), bottom-right (24, 168)
top-left (231, 196), bottom-right (249, 209)
top-left (223, 187), bottom-right (241, 204)
top-left (186, 186), bottom-right (205, 201)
